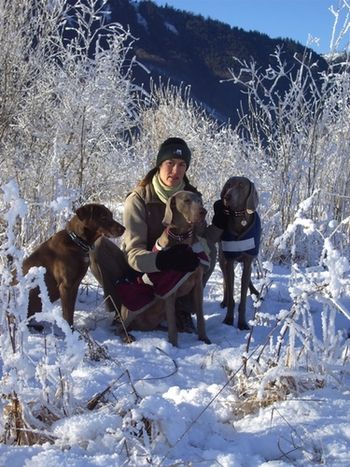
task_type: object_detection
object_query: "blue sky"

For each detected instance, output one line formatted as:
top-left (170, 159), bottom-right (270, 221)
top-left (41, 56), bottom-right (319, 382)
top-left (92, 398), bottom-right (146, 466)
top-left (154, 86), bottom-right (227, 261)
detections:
top-left (152, 0), bottom-right (349, 54)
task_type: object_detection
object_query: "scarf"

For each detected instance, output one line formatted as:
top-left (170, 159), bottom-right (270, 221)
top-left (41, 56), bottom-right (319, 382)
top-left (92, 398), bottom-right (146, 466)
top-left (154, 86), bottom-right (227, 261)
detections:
top-left (152, 172), bottom-right (186, 204)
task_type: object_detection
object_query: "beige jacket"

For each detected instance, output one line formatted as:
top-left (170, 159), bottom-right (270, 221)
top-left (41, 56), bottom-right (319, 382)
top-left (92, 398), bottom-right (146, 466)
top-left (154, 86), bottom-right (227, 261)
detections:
top-left (123, 180), bottom-right (202, 273)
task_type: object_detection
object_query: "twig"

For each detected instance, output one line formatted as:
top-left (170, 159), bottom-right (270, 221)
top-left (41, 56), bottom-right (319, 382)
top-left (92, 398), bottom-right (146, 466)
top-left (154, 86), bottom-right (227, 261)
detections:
top-left (105, 294), bottom-right (135, 343)
top-left (327, 296), bottom-right (350, 322)
top-left (86, 373), bottom-right (128, 410)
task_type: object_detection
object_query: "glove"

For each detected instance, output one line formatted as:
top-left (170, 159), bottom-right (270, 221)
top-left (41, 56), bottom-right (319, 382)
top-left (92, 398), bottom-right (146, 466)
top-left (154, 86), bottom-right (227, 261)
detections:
top-left (212, 199), bottom-right (229, 230)
top-left (156, 244), bottom-right (200, 272)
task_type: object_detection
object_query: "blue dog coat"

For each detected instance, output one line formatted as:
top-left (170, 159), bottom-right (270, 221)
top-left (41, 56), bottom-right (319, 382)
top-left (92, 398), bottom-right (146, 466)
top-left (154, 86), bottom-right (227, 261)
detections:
top-left (221, 213), bottom-right (261, 259)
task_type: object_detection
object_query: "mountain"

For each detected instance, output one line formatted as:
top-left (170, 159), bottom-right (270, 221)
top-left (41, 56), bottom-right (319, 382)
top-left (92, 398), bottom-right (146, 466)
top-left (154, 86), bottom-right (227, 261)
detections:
top-left (106, 0), bottom-right (328, 123)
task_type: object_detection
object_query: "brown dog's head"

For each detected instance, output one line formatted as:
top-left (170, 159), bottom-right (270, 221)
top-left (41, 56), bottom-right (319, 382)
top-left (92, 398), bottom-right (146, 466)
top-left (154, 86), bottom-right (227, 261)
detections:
top-left (71, 203), bottom-right (125, 242)
top-left (221, 177), bottom-right (259, 213)
top-left (162, 191), bottom-right (207, 227)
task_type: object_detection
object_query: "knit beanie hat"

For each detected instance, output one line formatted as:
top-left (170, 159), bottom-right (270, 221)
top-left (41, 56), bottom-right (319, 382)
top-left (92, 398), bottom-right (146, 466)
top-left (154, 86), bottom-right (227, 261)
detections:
top-left (156, 137), bottom-right (191, 169)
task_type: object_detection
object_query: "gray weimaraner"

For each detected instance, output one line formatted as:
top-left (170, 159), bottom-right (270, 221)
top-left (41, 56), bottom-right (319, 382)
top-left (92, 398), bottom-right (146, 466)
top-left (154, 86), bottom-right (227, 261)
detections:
top-left (93, 191), bottom-right (211, 347)
top-left (154, 190), bottom-right (211, 346)
top-left (219, 177), bottom-right (261, 330)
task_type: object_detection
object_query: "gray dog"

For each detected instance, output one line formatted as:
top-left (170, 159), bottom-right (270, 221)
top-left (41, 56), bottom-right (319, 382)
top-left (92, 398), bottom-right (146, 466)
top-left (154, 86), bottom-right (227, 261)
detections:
top-left (218, 177), bottom-right (261, 330)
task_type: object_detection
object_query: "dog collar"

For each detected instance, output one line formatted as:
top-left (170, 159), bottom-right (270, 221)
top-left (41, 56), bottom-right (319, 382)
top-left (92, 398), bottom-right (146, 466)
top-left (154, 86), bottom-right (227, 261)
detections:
top-left (225, 208), bottom-right (249, 225)
top-left (67, 231), bottom-right (93, 253)
top-left (232, 209), bottom-right (246, 217)
top-left (165, 227), bottom-right (193, 242)
top-left (224, 207), bottom-right (247, 216)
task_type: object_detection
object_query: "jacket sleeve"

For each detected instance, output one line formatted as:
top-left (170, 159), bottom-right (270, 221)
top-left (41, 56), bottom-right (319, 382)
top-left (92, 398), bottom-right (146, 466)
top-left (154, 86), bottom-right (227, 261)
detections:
top-left (204, 200), bottom-right (226, 244)
top-left (123, 192), bottom-right (160, 273)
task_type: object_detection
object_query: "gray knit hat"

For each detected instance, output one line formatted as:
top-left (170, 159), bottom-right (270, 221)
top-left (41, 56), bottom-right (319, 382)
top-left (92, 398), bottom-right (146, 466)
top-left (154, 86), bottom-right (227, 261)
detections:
top-left (156, 137), bottom-right (191, 169)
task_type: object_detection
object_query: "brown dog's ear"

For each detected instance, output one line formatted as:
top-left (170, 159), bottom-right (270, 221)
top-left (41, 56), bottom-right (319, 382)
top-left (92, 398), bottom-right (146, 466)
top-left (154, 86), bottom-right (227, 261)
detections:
top-left (162, 196), bottom-right (175, 226)
top-left (246, 182), bottom-right (259, 213)
top-left (76, 204), bottom-right (94, 221)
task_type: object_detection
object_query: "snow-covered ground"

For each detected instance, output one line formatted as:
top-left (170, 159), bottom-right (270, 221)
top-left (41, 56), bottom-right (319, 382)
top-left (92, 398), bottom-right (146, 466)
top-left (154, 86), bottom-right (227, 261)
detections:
top-left (1, 263), bottom-right (350, 466)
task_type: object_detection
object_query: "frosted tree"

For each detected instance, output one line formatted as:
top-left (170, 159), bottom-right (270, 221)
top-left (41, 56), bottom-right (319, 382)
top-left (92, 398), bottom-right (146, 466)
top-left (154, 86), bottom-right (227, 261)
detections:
top-left (226, 1), bottom-right (350, 261)
top-left (0, 0), bottom-right (142, 244)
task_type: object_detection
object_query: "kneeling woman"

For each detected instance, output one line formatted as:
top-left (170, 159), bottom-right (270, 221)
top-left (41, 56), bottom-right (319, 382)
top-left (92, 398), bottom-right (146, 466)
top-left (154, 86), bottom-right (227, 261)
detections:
top-left (90, 137), bottom-right (216, 335)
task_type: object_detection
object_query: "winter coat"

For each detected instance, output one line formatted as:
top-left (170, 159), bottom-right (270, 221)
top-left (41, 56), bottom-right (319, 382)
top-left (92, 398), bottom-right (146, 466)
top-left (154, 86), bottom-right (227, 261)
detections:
top-left (122, 179), bottom-right (201, 273)
top-left (221, 212), bottom-right (261, 259)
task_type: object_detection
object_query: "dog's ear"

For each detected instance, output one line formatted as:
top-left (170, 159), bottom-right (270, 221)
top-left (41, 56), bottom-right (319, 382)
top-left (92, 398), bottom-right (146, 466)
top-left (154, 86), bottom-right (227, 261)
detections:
top-left (246, 182), bottom-right (259, 213)
top-left (76, 204), bottom-right (94, 221)
top-left (220, 179), bottom-right (231, 200)
top-left (162, 196), bottom-right (175, 226)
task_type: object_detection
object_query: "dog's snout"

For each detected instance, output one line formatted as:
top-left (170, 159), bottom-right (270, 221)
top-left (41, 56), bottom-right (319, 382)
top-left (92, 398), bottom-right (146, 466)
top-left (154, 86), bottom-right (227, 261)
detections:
top-left (115, 223), bottom-right (125, 236)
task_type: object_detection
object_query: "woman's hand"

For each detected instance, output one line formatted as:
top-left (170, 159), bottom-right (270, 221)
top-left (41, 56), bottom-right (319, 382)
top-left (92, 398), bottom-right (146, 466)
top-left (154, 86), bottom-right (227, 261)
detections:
top-left (156, 244), bottom-right (200, 272)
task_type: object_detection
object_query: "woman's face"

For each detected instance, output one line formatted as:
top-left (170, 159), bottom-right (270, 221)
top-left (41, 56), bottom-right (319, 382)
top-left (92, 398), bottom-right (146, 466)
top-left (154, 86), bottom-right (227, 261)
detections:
top-left (159, 158), bottom-right (187, 187)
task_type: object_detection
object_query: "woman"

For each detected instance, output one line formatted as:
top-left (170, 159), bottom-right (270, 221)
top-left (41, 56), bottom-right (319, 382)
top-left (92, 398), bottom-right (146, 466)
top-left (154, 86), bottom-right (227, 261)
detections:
top-left (90, 137), bottom-right (218, 334)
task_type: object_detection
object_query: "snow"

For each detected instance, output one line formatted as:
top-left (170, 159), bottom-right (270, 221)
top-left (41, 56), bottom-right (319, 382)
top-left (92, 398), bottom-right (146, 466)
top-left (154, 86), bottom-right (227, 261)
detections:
top-left (1, 0), bottom-right (350, 463)
top-left (136, 13), bottom-right (148, 31)
top-left (1, 263), bottom-right (349, 466)
top-left (164, 22), bottom-right (178, 35)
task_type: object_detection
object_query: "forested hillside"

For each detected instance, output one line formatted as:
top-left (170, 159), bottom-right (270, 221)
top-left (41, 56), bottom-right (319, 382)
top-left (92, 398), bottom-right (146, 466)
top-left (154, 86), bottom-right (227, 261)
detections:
top-left (105, 0), bottom-right (328, 122)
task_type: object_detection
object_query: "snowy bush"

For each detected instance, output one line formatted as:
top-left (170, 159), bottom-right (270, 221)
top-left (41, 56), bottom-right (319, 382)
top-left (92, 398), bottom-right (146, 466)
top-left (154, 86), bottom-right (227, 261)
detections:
top-left (0, 181), bottom-right (85, 445)
top-left (226, 197), bottom-right (350, 423)
top-left (226, 1), bottom-right (350, 262)
top-left (0, 0), bottom-right (143, 248)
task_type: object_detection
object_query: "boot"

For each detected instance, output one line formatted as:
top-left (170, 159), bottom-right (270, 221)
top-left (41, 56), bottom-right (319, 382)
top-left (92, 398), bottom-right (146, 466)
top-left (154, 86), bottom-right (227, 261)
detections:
top-left (176, 308), bottom-right (195, 333)
top-left (175, 294), bottom-right (196, 333)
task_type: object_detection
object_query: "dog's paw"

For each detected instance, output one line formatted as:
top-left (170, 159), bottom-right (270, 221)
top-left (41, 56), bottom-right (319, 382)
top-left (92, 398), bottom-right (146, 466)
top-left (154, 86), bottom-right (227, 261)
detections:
top-left (122, 334), bottom-right (136, 344)
top-left (238, 321), bottom-right (250, 331)
top-left (223, 316), bottom-right (234, 326)
top-left (200, 336), bottom-right (211, 344)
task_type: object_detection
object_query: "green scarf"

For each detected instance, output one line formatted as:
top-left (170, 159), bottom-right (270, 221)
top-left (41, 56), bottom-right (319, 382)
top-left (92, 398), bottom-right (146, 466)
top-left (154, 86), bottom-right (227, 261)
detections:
top-left (152, 173), bottom-right (186, 204)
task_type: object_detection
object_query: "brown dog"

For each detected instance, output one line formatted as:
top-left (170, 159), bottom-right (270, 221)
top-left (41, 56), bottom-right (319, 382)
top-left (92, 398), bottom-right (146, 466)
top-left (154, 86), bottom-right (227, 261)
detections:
top-left (23, 203), bottom-right (125, 328)
top-left (219, 177), bottom-right (261, 330)
top-left (120, 191), bottom-right (211, 347)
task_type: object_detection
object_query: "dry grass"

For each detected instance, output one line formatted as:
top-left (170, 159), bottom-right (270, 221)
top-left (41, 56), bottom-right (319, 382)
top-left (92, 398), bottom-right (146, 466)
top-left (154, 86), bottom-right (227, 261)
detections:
top-left (1, 393), bottom-right (57, 445)
top-left (225, 370), bottom-right (325, 420)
